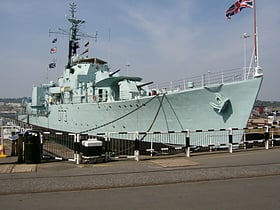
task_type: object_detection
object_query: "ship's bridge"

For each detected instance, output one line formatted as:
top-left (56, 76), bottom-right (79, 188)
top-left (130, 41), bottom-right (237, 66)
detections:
top-left (72, 57), bottom-right (107, 65)
top-left (46, 56), bottom-right (150, 105)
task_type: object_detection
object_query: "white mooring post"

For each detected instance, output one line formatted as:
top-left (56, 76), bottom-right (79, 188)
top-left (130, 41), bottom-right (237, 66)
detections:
top-left (229, 128), bottom-right (233, 154)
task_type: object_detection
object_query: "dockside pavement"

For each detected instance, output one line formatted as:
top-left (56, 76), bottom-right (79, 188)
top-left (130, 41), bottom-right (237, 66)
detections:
top-left (1, 146), bottom-right (280, 195)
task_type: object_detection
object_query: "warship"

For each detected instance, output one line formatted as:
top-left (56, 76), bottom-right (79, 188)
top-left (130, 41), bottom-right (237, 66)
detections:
top-left (20, 3), bottom-right (263, 137)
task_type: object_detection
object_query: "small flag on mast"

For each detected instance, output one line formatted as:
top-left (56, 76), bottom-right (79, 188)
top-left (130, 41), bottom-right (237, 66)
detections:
top-left (48, 62), bottom-right (56, 68)
top-left (84, 41), bottom-right (89, 47)
top-left (81, 48), bottom-right (89, 55)
top-left (50, 47), bottom-right (57, 54)
top-left (226, 0), bottom-right (253, 20)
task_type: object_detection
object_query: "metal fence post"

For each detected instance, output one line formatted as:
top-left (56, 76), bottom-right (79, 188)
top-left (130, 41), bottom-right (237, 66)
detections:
top-left (105, 132), bottom-right (110, 162)
top-left (149, 140), bottom-right (153, 157)
top-left (271, 128), bottom-right (274, 148)
top-left (243, 129), bottom-right (247, 150)
top-left (265, 126), bottom-right (269, 150)
top-left (74, 133), bottom-right (80, 164)
top-left (229, 128), bottom-right (233, 153)
top-left (72, 133), bottom-right (77, 163)
top-left (185, 129), bottom-right (190, 157)
top-left (134, 132), bottom-right (140, 161)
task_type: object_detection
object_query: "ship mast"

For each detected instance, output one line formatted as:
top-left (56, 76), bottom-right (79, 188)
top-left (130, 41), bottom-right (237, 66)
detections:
top-left (49, 3), bottom-right (97, 69)
top-left (67, 3), bottom-right (85, 68)
top-left (253, 0), bottom-right (262, 77)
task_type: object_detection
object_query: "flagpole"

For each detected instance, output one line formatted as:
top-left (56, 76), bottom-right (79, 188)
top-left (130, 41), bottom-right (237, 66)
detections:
top-left (253, 0), bottom-right (262, 77)
top-left (253, 0), bottom-right (260, 67)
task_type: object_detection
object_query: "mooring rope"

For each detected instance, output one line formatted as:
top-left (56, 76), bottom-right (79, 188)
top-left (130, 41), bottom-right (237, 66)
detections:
top-left (79, 94), bottom-right (160, 134)
top-left (139, 93), bottom-right (166, 141)
top-left (164, 95), bottom-right (184, 130)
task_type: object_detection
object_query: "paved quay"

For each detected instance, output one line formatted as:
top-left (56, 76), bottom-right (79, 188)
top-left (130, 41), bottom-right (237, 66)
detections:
top-left (1, 148), bottom-right (280, 195)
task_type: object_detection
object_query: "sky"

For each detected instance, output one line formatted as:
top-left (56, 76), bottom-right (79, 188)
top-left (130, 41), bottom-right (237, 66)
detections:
top-left (0, 0), bottom-right (279, 101)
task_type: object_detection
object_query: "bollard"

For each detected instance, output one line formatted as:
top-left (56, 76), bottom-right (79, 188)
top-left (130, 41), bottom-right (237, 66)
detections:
top-left (185, 129), bottom-right (190, 157)
top-left (265, 126), bottom-right (269, 150)
top-left (134, 132), bottom-right (140, 161)
top-left (229, 128), bottom-right (233, 153)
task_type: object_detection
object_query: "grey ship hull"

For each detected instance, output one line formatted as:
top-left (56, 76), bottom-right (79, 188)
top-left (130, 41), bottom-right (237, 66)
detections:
top-left (22, 76), bottom-right (262, 134)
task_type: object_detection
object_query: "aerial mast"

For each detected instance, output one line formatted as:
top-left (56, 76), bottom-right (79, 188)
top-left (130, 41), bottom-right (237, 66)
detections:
top-left (253, 0), bottom-right (262, 77)
top-left (67, 3), bottom-right (85, 68)
top-left (49, 3), bottom-right (97, 68)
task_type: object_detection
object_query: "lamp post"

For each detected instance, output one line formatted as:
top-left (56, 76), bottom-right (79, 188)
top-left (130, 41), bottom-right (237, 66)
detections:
top-left (241, 33), bottom-right (250, 80)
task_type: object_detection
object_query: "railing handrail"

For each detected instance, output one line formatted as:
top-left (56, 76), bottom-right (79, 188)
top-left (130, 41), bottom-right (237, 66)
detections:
top-left (149, 67), bottom-right (255, 92)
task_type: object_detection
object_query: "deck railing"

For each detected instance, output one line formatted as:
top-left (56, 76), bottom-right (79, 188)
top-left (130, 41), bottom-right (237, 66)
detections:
top-left (149, 68), bottom-right (255, 92)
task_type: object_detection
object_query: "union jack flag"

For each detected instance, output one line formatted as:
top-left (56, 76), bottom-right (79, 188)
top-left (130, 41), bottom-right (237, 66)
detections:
top-left (226, 0), bottom-right (253, 20)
